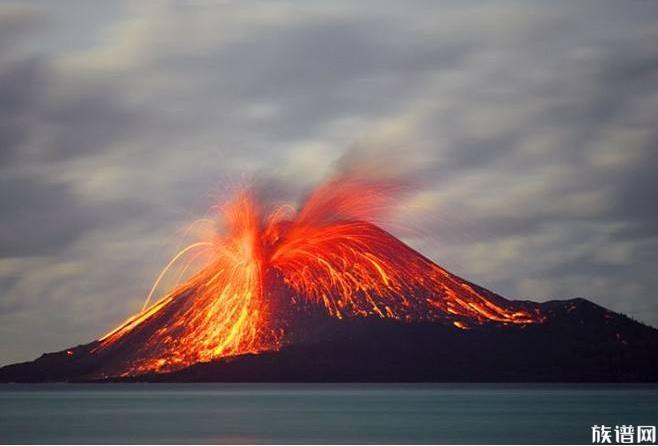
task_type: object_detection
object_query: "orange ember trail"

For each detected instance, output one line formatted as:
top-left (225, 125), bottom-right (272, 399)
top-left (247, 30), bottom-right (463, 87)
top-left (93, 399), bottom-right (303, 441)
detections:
top-left (96, 177), bottom-right (543, 376)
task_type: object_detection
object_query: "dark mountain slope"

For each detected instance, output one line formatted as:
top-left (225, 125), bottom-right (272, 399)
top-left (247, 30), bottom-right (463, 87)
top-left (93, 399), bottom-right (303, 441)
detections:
top-left (110, 298), bottom-right (656, 383)
top-left (4, 297), bottom-right (653, 383)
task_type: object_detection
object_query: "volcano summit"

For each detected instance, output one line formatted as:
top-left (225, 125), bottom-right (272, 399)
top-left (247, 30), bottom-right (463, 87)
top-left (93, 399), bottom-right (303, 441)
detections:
top-left (1, 177), bottom-right (656, 382)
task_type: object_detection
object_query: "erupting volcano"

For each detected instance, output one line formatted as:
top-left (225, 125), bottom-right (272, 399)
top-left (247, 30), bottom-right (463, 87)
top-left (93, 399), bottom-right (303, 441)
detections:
top-left (94, 176), bottom-right (542, 377)
top-left (1, 175), bottom-right (657, 383)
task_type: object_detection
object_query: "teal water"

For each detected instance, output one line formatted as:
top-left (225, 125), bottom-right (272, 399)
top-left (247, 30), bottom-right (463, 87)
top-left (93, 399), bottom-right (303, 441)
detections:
top-left (0, 384), bottom-right (656, 444)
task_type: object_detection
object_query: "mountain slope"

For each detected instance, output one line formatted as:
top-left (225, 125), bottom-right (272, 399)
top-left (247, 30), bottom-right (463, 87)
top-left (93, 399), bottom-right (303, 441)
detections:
top-left (1, 298), bottom-right (657, 382)
top-left (104, 298), bottom-right (658, 383)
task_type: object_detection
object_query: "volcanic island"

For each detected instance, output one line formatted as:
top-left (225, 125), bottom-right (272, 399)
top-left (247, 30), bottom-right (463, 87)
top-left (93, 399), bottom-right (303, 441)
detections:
top-left (2, 177), bottom-right (657, 382)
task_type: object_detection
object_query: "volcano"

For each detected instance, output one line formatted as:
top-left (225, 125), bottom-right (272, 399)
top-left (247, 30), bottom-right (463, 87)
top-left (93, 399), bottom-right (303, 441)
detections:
top-left (1, 177), bottom-right (657, 382)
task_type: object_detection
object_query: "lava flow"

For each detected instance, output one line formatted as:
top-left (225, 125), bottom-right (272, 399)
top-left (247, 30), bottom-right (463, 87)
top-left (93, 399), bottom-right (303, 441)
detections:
top-left (95, 176), bottom-right (543, 377)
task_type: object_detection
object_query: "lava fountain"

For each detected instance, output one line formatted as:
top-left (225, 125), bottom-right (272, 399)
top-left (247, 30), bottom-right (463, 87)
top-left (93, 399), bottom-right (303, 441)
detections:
top-left (95, 176), bottom-right (543, 376)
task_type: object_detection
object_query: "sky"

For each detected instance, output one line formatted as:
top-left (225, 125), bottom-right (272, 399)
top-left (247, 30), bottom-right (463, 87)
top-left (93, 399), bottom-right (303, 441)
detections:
top-left (1, 0), bottom-right (657, 365)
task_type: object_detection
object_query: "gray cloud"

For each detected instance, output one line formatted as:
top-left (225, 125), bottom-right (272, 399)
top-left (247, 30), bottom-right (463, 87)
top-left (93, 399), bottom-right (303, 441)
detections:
top-left (0, 0), bottom-right (657, 364)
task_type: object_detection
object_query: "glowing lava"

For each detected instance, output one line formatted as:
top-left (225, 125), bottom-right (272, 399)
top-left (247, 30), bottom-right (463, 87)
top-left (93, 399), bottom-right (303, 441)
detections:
top-left (96, 177), bottom-right (543, 376)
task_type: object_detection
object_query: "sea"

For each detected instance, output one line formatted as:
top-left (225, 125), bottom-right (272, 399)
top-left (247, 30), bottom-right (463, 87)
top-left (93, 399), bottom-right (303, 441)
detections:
top-left (0, 383), bottom-right (656, 444)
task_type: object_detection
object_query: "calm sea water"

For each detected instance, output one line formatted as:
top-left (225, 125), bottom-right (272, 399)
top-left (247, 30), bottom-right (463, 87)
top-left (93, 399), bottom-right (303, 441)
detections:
top-left (0, 384), bottom-right (656, 444)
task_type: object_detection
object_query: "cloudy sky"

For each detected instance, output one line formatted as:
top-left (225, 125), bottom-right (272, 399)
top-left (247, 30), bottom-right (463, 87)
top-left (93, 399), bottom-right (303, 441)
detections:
top-left (1, 1), bottom-right (657, 365)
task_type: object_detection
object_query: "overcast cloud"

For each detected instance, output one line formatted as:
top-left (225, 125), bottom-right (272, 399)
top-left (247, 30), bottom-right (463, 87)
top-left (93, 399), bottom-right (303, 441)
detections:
top-left (1, 0), bottom-right (657, 364)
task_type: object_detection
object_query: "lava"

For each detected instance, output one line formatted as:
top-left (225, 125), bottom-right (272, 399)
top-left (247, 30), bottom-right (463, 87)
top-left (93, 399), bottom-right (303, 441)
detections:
top-left (95, 176), bottom-right (543, 376)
